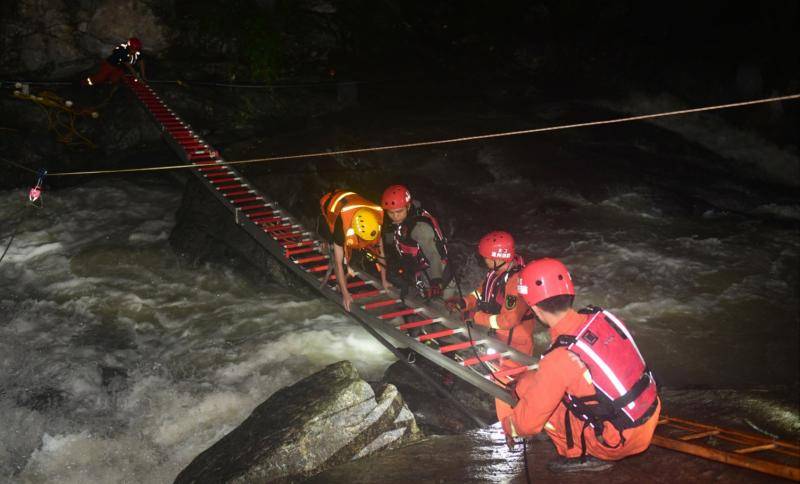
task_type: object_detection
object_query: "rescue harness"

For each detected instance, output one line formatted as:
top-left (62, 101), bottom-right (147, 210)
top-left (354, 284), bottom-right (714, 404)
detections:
top-left (476, 256), bottom-right (535, 347)
top-left (545, 306), bottom-right (659, 458)
top-left (392, 202), bottom-right (450, 297)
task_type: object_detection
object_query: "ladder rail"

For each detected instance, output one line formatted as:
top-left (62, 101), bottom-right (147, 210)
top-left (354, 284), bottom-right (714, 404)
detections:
top-left (651, 434), bottom-right (800, 481)
top-left (662, 416), bottom-right (800, 454)
top-left (124, 77), bottom-right (531, 405)
top-left (126, 77), bottom-right (800, 481)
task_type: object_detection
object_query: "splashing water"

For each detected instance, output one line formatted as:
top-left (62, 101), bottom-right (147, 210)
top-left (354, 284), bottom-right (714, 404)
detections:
top-left (0, 177), bottom-right (395, 483)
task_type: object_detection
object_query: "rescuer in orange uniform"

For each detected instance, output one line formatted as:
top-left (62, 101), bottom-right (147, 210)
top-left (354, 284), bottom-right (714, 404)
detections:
top-left (445, 231), bottom-right (534, 421)
top-left (319, 190), bottom-right (388, 311)
top-left (445, 231), bottom-right (534, 355)
top-left (503, 258), bottom-right (661, 473)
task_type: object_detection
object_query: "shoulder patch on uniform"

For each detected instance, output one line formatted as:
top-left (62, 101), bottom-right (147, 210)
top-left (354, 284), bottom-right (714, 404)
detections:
top-left (505, 295), bottom-right (517, 310)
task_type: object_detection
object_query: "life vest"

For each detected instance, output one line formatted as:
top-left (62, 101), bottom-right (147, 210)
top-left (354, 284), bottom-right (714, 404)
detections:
top-left (476, 256), bottom-right (534, 345)
top-left (546, 306), bottom-right (658, 455)
top-left (319, 190), bottom-right (383, 261)
top-left (477, 256), bottom-right (525, 315)
top-left (393, 202), bottom-right (448, 275)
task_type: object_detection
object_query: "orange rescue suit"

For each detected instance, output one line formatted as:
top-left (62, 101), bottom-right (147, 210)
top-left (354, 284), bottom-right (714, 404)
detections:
top-left (462, 262), bottom-right (534, 422)
top-left (503, 309), bottom-right (661, 460)
top-left (319, 190), bottom-right (383, 261)
top-left (463, 264), bottom-right (534, 356)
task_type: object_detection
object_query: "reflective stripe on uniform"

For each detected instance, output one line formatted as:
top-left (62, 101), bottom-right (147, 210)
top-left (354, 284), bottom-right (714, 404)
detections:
top-left (329, 191), bottom-right (355, 213)
top-left (341, 203), bottom-right (382, 213)
top-left (489, 314), bottom-right (500, 329)
top-left (575, 339), bottom-right (627, 396)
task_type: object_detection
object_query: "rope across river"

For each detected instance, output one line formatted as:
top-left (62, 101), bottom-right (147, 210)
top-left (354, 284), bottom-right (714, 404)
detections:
top-left (32, 92), bottom-right (797, 177)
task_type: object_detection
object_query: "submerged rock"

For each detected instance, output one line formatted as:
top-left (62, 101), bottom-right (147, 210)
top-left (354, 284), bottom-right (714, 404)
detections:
top-left (174, 360), bottom-right (421, 484)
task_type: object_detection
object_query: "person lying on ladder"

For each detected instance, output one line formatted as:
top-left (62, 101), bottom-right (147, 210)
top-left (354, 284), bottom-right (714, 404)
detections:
top-left (319, 189), bottom-right (388, 311)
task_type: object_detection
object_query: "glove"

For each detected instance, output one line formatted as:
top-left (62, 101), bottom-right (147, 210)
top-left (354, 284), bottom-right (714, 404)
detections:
top-left (427, 278), bottom-right (444, 299)
top-left (445, 297), bottom-right (466, 313)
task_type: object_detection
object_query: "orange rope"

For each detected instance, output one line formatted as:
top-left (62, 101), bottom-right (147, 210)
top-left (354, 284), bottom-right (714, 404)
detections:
top-left (47, 93), bottom-right (799, 176)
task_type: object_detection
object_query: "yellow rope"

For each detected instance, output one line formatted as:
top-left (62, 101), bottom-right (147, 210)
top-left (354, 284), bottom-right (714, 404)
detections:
top-left (47, 93), bottom-right (800, 177)
top-left (11, 90), bottom-right (100, 149)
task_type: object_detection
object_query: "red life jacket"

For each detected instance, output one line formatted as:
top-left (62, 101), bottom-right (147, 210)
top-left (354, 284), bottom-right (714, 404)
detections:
top-left (477, 255), bottom-right (526, 314)
top-left (476, 256), bottom-right (534, 346)
top-left (546, 306), bottom-right (658, 454)
top-left (393, 203), bottom-right (448, 274)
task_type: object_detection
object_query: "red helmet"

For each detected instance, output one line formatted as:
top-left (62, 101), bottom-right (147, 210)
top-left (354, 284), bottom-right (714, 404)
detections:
top-left (128, 37), bottom-right (142, 52)
top-left (517, 258), bottom-right (574, 306)
top-left (381, 184), bottom-right (411, 210)
top-left (478, 231), bottom-right (515, 260)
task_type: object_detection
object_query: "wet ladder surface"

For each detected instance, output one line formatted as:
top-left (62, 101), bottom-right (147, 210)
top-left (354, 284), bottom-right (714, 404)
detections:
top-left (124, 78), bottom-right (800, 480)
top-left (123, 77), bottom-right (537, 405)
top-left (654, 415), bottom-right (800, 481)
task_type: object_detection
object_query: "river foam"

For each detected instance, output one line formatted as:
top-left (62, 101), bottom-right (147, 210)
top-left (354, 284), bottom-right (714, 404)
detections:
top-left (0, 178), bottom-right (395, 483)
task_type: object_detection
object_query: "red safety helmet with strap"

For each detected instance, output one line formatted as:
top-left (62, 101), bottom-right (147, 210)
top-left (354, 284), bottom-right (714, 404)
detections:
top-left (478, 231), bottom-right (515, 260)
top-left (516, 258), bottom-right (574, 307)
top-left (381, 184), bottom-right (411, 210)
top-left (128, 37), bottom-right (142, 52)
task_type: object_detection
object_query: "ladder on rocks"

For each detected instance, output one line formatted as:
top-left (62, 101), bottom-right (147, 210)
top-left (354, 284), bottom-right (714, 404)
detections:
top-left (123, 77), bottom-right (536, 406)
top-left (653, 416), bottom-right (800, 481)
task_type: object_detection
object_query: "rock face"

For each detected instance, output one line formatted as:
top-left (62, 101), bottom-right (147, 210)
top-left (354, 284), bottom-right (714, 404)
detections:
top-left (174, 361), bottom-right (422, 484)
top-left (381, 356), bottom-right (497, 435)
top-left (0, 0), bottom-right (167, 78)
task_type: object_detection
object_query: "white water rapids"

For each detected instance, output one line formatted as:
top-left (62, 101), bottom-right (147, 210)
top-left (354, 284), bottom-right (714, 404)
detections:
top-left (0, 177), bottom-right (395, 483)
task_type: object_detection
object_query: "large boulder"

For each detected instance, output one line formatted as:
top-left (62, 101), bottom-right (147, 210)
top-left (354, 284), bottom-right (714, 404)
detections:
top-left (174, 360), bottom-right (422, 484)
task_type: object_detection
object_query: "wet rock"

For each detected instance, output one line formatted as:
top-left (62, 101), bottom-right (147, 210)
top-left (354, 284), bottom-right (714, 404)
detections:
top-left (15, 386), bottom-right (68, 412)
top-left (381, 356), bottom-right (497, 435)
top-left (309, 424), bottom-right (782, 484)
top-left (174, 360), bottom-right (422, 484)
top-left (85, 0), bottom-right (169, 55)
top-left (0, 0), bottom-right (168, 79)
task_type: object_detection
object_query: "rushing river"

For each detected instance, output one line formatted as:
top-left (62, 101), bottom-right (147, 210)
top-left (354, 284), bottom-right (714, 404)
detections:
top-left (0, 177), bottom-right (395, 483)
top-left (1, 96), bottom-right (798, 483)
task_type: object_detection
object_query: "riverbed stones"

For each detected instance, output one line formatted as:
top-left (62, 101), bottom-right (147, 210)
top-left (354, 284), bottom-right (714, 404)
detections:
top-left (174, 360), bottom-right (421, 484)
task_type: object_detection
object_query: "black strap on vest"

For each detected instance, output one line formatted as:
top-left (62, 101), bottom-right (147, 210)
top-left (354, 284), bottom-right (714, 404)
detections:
top-left (546, 310), bottom-right (658, 456)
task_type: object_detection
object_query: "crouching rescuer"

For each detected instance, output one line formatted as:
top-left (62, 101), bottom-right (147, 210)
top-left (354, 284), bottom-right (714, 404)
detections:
top-left (445, 231), bottom-right (535, 422)
top-left (319, 190), bottom-right (387, 312)
top-left (84, 37), bottom-right (145, 86)
top-left (381, 184), bottom-right (454, 299)
top-left (503, 258), bottom-right (660, 473)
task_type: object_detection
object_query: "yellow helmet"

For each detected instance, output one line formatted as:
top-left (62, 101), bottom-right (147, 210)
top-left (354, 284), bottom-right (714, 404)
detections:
top-left (352, 208), bottom-right (380, 241)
